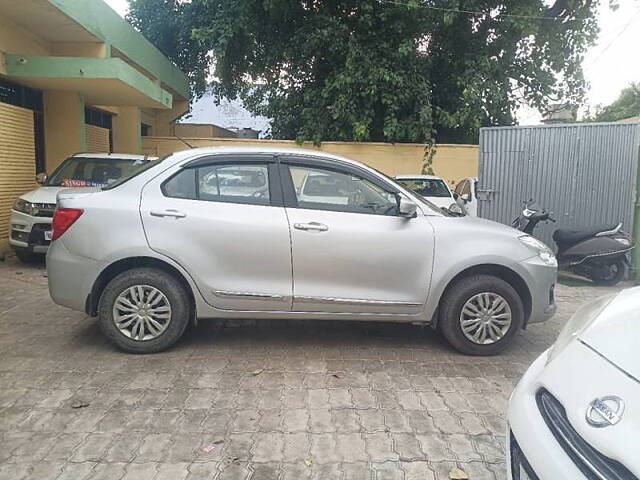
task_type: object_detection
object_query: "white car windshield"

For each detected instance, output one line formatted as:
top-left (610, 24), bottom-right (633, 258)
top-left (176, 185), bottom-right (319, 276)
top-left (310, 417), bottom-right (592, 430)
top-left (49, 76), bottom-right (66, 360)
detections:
top-left (46, 157), bottom-right (152, 187)
top-left (397, 178), bottom-right (451, 198)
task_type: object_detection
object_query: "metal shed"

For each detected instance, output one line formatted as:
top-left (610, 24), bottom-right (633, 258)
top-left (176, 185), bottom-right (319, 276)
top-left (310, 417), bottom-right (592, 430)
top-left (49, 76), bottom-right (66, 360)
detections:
top-left (478, 122), bottom-right (640, 259)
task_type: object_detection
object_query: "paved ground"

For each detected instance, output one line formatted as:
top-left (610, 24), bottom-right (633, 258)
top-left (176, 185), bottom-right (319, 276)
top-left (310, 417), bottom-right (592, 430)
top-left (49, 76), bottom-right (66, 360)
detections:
top-left (0, 253), bottom-right (626, 480)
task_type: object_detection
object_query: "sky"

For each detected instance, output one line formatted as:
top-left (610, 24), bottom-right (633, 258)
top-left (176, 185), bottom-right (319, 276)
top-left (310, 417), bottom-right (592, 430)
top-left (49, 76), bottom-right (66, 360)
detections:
top-left (104, 0), bottom-right (640, 125)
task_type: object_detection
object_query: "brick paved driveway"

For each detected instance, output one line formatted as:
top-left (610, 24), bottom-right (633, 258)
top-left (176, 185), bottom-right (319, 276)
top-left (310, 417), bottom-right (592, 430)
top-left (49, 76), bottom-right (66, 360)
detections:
top-left (0, 254), bottom-right (625, 480)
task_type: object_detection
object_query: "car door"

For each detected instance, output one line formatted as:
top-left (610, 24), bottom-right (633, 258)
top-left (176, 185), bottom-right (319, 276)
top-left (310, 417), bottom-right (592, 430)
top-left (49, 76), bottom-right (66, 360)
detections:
top-left (467, 179), bottom-right (479, 216)
top-left (140, 154), bottom-right (292, 311)
top-left (454, 179), bottom-right (467, 211)
top-left (279, 156), bottom-right (435, 314)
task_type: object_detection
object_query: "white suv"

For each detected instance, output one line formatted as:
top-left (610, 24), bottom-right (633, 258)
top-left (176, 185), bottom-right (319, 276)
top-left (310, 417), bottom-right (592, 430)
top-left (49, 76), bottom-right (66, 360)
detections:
top-left (10, 153), bottom-right (156, 262)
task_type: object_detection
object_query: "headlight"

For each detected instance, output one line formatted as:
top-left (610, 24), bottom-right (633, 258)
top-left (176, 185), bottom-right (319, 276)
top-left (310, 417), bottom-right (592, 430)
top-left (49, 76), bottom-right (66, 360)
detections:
top-left (448, 203), bottom-right (463, 214)
top-left (519, 235), bottom-right (557, 266)
top-left (546, 294), bottom-right (615, 365)
top-left (12, 198), bottom-right (33, 215)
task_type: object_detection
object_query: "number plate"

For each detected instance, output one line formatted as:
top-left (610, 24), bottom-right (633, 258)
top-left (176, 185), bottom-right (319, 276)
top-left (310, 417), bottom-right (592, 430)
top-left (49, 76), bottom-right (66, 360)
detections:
top-left (44, 230), bottom-right (52, 241)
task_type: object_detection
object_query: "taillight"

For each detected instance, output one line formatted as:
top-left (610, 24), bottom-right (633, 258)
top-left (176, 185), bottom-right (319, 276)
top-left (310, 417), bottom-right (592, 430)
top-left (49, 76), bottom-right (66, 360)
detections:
top-left (51, 208), bottom-right (84, 241)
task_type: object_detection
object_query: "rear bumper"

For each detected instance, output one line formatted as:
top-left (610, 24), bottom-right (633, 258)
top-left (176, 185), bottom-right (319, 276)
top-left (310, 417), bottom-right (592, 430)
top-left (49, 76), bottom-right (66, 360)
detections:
top-left (9, 210), bottom-right (52, 253)
top-left (47, 240), bottom-right (99, 312)
top-left (518, 256), bottom-right (557, 324)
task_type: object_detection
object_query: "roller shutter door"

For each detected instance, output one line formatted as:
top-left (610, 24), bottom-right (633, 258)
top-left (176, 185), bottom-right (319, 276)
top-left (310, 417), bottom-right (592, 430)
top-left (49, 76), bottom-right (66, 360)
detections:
top-left (85, 124), bottom-right (111, 153)
top-left (0, 102), bottom-right (36, 246)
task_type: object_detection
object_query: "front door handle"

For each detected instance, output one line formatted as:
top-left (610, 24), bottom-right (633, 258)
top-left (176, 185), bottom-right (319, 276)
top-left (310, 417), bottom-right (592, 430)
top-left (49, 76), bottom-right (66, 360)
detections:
top-left (150, 209), bottom-right (186, 218)
top-left (294, 222), bottom-right (329, 232)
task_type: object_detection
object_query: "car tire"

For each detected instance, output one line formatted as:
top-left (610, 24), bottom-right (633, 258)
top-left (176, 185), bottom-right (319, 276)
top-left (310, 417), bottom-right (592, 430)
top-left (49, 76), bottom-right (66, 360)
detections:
top-left (98, 268), bottom-right (191, 354)
top-left (14, 248), bottom-right (39, 264)
top-left (438, 274), bottom-right (524, 356)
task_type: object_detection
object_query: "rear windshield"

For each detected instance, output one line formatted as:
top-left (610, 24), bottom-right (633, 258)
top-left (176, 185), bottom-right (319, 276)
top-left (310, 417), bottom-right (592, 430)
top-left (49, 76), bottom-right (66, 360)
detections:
top-left (396, 178), bottom-right (451, 197)
top-left (102, 156), bottom-right (167, 190)
top-left (46, 157), bottom-right (152, 188)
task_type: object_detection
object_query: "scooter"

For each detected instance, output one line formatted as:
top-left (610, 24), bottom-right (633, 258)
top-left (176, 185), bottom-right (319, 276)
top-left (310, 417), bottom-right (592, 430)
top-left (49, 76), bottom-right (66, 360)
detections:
top-left (512, 200), bottom-right (635, 286)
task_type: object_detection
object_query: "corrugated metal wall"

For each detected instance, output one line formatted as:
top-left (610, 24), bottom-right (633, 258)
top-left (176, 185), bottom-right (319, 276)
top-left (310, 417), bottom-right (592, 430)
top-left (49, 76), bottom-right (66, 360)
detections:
top-left (478, 123), bottom-right (640, 248)
top-left (0, 102), bottom-right (36, 247)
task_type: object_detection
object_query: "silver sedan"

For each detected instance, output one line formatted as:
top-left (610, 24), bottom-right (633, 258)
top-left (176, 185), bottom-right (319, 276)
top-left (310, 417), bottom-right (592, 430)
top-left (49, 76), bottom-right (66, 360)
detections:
top-left (47, 147), bottom-right (557, 355)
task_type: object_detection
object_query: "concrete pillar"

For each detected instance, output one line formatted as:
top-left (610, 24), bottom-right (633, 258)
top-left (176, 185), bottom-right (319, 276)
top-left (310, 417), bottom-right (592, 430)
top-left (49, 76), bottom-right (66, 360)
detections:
top-left (154, 100), bottom-right (189, 136)
top-left (43, 91), bottom-right (85, 173)
top-left (112, 106), bottom-right (141, 153)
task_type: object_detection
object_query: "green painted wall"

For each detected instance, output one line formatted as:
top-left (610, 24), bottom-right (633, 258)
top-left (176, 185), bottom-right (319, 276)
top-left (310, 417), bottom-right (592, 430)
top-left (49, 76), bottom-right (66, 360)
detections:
top-left (48, 0), bottom-right (189, 101)
top-left (5, 54), bottom-right (173, 108)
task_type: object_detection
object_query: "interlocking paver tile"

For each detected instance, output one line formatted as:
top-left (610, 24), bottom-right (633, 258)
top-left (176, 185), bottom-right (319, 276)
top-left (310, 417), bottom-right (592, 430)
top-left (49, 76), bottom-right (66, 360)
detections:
top-left (0, 256), bottom-right (619, 478)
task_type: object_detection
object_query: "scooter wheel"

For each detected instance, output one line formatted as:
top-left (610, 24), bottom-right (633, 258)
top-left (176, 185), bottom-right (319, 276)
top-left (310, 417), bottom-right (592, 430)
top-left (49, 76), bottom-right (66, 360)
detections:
top-left (589, 259), bottom-right (626, 286)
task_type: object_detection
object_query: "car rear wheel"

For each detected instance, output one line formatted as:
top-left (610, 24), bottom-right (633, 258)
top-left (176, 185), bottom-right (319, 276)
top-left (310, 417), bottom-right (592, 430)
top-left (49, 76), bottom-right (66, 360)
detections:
top-left (439, 274), bottom-right (524, 355)
top-left (98, 268), bottom-right (190, 353)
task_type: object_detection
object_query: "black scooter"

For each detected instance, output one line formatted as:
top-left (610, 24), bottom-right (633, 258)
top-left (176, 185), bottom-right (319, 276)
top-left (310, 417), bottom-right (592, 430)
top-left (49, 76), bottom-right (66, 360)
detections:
top-left (512, 200), bottom-right (635, 286)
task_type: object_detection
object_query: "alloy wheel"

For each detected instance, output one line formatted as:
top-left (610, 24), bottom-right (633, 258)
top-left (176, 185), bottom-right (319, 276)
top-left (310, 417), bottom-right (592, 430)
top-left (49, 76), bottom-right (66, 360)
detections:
top-left (459, 292), bottom-right (512, 345)
top-left (112, 285), bottom-right (172, 341)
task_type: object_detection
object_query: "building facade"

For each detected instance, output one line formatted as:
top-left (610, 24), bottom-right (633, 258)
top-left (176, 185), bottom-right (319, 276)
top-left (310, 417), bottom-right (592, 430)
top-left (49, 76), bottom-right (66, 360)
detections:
top-left (0, 0), bottom-right (190, 247)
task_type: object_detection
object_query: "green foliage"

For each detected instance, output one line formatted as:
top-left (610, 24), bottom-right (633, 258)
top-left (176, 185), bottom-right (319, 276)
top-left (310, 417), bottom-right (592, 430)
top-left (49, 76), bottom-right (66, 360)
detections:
top-left (128, 0), bottom-right (599, 144)
top-left (588, 83), bottom-right (640, 122)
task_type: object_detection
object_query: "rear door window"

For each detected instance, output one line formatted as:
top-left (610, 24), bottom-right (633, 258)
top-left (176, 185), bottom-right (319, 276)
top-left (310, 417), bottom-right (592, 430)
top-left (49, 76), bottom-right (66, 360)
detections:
top-left (163, 163), bottom-right (271, 206)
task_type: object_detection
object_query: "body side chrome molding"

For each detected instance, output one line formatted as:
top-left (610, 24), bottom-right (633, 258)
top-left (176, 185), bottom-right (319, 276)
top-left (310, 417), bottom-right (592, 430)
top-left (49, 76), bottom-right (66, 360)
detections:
top-left (214, 290), bottom-right (286, 300)
top-left (295, 295), bottom-right (422, 307)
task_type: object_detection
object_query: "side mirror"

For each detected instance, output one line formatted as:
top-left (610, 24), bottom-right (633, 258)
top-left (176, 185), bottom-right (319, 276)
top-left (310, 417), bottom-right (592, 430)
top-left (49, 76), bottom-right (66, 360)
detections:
top-left (35, 172), bottom-right (47, 185)
top-left (398, 197), bottom-right (418, 218)
top-left (453, 192), bottom-right (460, 200)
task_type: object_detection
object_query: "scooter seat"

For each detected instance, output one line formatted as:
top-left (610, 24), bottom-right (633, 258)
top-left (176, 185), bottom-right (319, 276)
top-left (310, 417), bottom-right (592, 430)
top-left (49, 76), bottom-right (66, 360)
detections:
top-left (553, 224), bottom-right (619, 246)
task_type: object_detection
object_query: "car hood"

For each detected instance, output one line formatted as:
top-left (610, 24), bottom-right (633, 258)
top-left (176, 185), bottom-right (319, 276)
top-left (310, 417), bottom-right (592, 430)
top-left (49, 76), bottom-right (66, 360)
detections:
top-left (18, 187), bottom-right (66, 204)
top-left (18, 186), bottom-right (102, 205)
top-left (579, 286), bottom-right (640, 381)
top-left (424, 196), bottom-right (454, 209)
top-left (448, 214), bottom-right (526, 237)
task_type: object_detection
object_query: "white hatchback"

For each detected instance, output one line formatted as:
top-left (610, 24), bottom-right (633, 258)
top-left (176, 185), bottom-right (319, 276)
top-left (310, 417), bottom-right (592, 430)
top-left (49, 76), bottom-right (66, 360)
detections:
top-left (508, 287), bottom-right (640, 479)
top-left (395, 174), bottom-right (462, 213)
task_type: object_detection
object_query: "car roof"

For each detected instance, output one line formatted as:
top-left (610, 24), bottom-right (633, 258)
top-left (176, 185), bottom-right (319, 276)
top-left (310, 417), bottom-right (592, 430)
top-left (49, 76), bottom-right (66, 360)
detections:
top-left (167, 146), bottom-right (379, 170)
top-left (395, 174), bottom-right (444, 181)
top-left (71, 152), bottom-right (158, 161)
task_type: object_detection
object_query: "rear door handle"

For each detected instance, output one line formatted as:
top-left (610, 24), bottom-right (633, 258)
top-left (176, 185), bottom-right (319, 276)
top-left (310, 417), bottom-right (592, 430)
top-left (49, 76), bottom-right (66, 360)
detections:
top-left (294, 222), bottom-right (328, 232)
top-left (150, 209), bottom-right (186, 218)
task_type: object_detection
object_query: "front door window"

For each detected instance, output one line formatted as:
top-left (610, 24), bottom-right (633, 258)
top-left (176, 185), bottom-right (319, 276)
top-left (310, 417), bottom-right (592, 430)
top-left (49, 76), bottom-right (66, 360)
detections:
top-left (289, 165), bottom-right (398, 215)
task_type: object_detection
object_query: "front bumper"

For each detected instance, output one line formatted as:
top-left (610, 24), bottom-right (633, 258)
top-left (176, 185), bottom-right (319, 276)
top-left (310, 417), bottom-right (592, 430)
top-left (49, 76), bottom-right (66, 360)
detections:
top-left (518, 255), bottom-right (557, 324)
top-left (507, 350), bottom-right (586, 479)
top-left (9, 210), bottom-right (53, 253)
top-left (508, 344), bottom-right (640, 479)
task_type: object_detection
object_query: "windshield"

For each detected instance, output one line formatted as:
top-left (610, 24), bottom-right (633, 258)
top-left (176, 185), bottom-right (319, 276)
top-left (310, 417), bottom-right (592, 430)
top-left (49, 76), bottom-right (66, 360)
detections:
top-left (363, 167), bottom-right (445, 215)
top-left (396, 178), bottom-right (451, 197)
top-left (46, 157), bottom-right (152, 187)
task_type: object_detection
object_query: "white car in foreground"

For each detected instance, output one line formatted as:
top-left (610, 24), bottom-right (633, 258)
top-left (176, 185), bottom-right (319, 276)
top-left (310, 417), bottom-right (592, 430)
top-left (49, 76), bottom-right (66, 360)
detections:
top-left (395, 175), bottom-right (462, 213)
top-left (508, 287), bottom-right (639, 479)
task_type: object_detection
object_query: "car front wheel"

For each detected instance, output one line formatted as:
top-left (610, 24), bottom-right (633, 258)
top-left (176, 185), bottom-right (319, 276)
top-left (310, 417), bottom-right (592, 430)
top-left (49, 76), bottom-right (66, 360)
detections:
top-left (98, 268), bottom-right (191, 353)
top-left (439, 274), bottom-right (524, 355)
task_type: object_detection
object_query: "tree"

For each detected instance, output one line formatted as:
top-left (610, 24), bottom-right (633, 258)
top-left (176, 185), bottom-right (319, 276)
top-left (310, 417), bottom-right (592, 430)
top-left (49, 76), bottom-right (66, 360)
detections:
top-left (128, 0), bottom-right (598, 144)
top-left (588, 83), bottom-right (640, 122)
